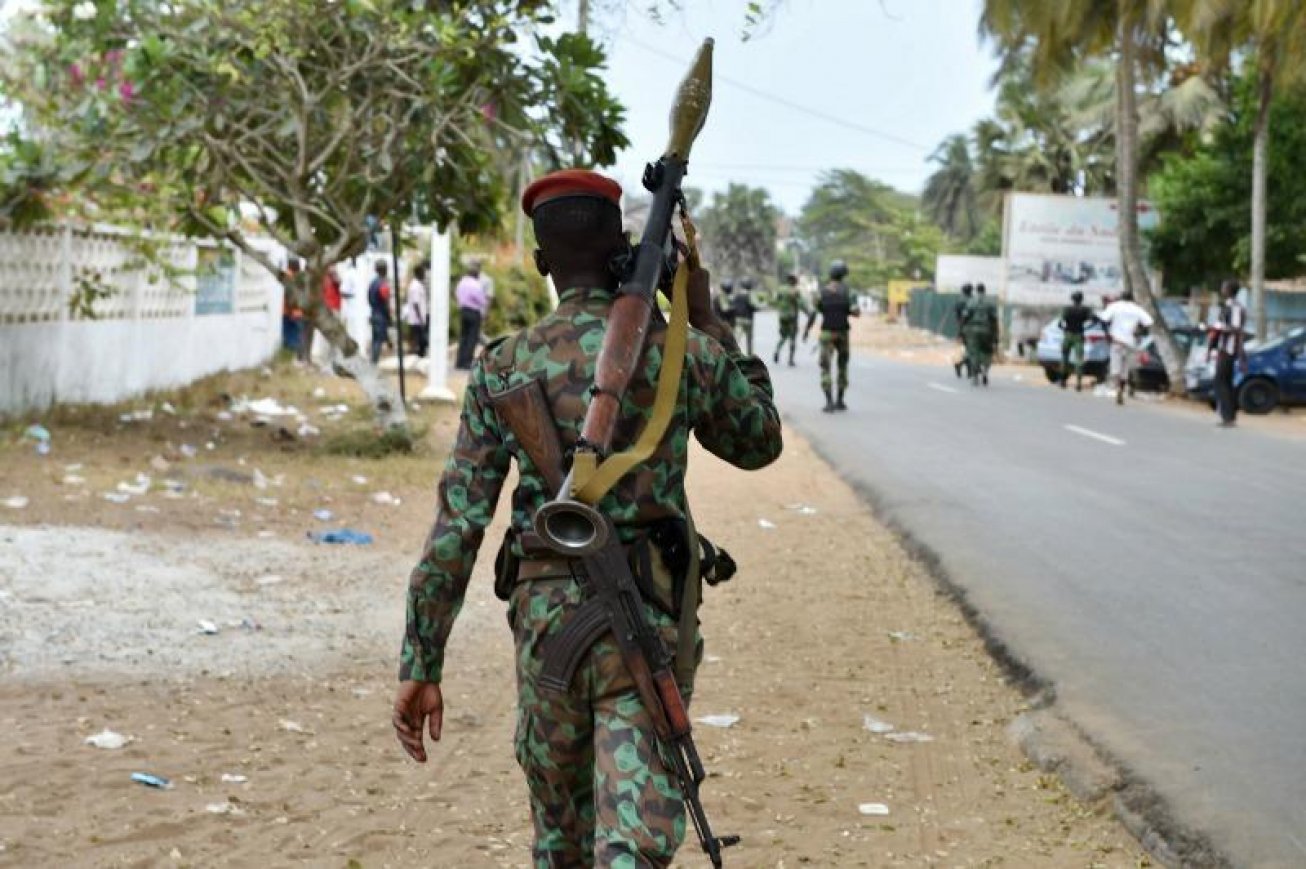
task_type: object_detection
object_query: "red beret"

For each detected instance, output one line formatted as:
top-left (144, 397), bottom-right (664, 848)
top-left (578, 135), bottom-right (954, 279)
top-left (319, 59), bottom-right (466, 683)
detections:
top-left (521, 169), bottom-right (623, 217)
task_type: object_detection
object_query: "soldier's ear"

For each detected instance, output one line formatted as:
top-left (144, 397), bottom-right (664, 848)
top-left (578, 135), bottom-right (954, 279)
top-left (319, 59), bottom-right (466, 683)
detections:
top-left (533, 249), bottom-right (549, 277)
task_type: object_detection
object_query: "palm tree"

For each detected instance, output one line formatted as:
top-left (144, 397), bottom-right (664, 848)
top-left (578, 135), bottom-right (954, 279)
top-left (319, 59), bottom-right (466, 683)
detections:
top-left (980, 0), bottom-right (1186, 390)
top-left (923, 134), bottom-right (980, 241)
top-left (1178, 0), bottom-right (1306, 340)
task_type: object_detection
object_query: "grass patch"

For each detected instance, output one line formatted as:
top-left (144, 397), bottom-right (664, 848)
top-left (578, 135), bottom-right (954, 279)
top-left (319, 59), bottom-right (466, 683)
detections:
top-left (323, 423), bottom-right (427, 459)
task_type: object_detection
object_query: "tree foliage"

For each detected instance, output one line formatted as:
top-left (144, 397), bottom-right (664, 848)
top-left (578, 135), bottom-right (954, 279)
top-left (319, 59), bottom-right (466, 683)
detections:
top-left (698, 182), bottom-right (778, 285)
top-left (798, 169), bottom-right (943, 285)
top-left (1148, 76), bottom-right (1306, 292)
top-left (0, 0), bottom-right (628, 427)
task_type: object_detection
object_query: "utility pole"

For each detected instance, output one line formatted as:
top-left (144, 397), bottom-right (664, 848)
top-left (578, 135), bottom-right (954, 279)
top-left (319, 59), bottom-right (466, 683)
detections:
top-left (390, 220), bottom-right (407, 404)
top-left (578, 0), bottom-right (589, 32)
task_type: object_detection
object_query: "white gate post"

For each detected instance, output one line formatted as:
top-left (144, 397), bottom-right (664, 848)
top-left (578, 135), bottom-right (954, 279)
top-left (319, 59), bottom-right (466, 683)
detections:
top-left (419, 225), bottom-right (455, 401)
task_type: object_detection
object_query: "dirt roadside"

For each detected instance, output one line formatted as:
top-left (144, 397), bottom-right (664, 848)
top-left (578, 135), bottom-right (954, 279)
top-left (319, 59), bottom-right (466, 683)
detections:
top-left (0, 366), bottom-right (1145, 867)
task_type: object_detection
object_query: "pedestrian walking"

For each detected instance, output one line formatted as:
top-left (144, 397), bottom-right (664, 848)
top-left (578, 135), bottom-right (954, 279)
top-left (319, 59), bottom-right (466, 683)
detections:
top-left (1058, 290), bottom-right (1100, 391)
top-left (773, 272), bottom-right (808, 367)
top-left (953, 283), bottom-right (974, 379)
top-left (1209, 279), bottom-right (1248, 427)
top-left (391, 169), bottom-right (782, 866)
top-left (803, 259), bottom-right (858, 412)
top-left (404, 262), bottom-right (430, 358)
top-left (281, 258), bottom-right (306, 357)
top-left (454, 262), bottom-right (488, 370)
top-left (960, 283), bottom-right (998, 386)
top-left (732, 276), bottom-right (758, 355)
top-left (367, 259), bottom-right (392, 364)
top-left (1098, 290), bottom-right (1154, 406)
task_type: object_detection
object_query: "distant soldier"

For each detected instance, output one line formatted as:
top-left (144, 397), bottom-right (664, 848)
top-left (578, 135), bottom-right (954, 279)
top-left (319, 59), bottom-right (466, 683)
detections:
top-left (960, 283), bottom-right (998, 386)
top-left (772, 272), bottom-right (807, 366)
top-left (714, 278), bottom-right (737, 330)
top-left (803, 259), bottom-right (859, 412)
top-left (952, 283), bottom-right (974, 379)
top-left (1058, 290), bottom-right (1100, 391)
top-left (732, 276), bottom-right (758, 355)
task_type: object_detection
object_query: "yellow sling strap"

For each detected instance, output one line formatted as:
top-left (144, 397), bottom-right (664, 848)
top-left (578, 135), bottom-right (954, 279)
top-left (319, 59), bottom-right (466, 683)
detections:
top-left (570, 217), bottom-right (697, 507)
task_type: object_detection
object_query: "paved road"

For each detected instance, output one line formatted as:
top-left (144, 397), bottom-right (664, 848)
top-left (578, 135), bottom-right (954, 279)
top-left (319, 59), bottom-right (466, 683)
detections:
top-left (751, 314), bottom-right (1306, 867)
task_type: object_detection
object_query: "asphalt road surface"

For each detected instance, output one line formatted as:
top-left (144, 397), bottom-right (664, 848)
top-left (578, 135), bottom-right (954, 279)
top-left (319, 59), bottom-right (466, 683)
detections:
top-left (751, 313), bottom-right (1306, 867)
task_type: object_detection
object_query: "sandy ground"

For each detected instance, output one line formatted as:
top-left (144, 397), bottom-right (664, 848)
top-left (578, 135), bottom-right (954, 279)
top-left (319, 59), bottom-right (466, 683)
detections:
top-left (0, 363), bottom-right (1145, 867)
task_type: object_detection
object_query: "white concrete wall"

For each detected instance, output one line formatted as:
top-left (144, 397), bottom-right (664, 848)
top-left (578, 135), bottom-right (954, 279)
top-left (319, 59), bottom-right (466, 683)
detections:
top-left (0, 224), bottom-right (283, 416)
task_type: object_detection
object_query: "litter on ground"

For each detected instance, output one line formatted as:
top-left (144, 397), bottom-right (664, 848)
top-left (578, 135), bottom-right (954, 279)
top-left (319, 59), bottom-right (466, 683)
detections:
top-left (757, 518), bottom-right (777, 530)
top-left (3, 496), bottom-right (28, 510)
top-left (858, 803), bottom-right (891, 816)
top-left (85, 729), bottom-right (131, 750)
top-left (309, 529), bottom-right (374, 545)
top-left (130, 772), bottom-right (172, 790)
top-left (862, 714), bottom-right (895, 734)
top-left (884, 731), bottom-right (935, 744)
top-left (695, 714), bottom-right (741, 729)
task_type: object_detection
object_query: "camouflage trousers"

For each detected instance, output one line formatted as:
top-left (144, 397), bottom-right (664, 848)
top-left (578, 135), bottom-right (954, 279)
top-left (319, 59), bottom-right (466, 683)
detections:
top-left (511, 578), bottom-right (696, 868)
top-left (734, 317), bottom-right (753, 356)
top-left (963, 328), bottom-right (994, 372)
top-left (819, 329), bottom-right (850, 392)
top-left (776, 316), bottom-right (798, 362)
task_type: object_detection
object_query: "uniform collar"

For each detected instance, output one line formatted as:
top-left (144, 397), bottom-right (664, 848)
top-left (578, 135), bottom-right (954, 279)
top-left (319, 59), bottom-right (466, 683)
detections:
top-left (556, 286), bottom-right (615, 308)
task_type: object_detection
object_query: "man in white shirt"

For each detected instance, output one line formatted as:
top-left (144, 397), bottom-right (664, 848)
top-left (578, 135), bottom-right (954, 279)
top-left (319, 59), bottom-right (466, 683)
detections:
top-left (1207, 279), bottom-right (1247, 427)
top-left (1098, 290), bottom-right (1154, 406)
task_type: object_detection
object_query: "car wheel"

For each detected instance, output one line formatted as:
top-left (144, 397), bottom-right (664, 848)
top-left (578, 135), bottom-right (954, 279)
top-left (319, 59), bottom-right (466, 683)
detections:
top-left (1043, 365), bottom-right (1062, 384)
top-left (1238, 378), bottom-right (1279, 415)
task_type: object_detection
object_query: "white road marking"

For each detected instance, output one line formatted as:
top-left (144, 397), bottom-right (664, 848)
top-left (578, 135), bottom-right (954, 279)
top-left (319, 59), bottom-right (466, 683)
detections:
top-left (927, 383), bottom-right (958, 394)
top-left (1064, 424), bottom-right (1126, 446)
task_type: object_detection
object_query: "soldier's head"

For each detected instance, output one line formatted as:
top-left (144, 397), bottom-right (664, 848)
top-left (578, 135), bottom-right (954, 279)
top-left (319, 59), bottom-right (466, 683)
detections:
top-left (976, 283), bottom-right (987, 296)
top-left (721, 279), bottom-right (734, 294)
top-left (785, 273), bottom-right (798, 287)
top-left (961, 283), bottom-right (973, 297)
top-left (522, 169), bottom-right (625, 292)
top-left (1071, 290), bottom-right (1084, 304)
top-left (741, 277), bottom-right (754, 290)
top-left (828, 260), bottom-right (848, 281)
top-left (1220, 278), bottom-right (1239, 300)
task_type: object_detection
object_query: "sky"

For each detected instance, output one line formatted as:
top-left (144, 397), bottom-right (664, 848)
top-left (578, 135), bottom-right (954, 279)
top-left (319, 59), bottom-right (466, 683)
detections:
top-left (586, 0), bottom-right (1001, 215)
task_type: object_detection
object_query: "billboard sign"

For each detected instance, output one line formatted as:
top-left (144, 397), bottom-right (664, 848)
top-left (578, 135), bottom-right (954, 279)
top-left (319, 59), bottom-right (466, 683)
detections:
top-left (1002, 193), bottom-right (1157, 307)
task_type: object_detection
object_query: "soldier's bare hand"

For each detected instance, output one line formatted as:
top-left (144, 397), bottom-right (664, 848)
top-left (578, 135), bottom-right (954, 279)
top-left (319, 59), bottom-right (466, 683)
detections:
top-left (393, 680), bottom-right (443, 763)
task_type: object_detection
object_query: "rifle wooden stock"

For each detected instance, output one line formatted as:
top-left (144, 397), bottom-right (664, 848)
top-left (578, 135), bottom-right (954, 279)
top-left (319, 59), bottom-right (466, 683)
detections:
top-left (489, 378), bottom-right (565, 493)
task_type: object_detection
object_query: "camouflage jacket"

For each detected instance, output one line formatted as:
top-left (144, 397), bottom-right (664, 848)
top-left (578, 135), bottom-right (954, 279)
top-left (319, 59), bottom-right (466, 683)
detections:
top-left (400, 286), bottom-right (783, 682)
top-left (773, 287), bottom-right (808, 322)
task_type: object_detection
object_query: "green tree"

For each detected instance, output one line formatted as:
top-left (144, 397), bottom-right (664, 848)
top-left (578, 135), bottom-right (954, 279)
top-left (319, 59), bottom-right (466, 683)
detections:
top-left (980, 0), bottom-right (1186, 390)
top-left (797, 169), bottom-right (940, 287)
top-left (0, 0), bottom-right (627, 430)
top-left (1148, 76), bottom-right (1306, 293)
top-left (1178, 0), bottom-right (1306, 339)
top-left (698, 183), bottom-right (779, 285)
top-left (923, 134), bottom-right (981, 241)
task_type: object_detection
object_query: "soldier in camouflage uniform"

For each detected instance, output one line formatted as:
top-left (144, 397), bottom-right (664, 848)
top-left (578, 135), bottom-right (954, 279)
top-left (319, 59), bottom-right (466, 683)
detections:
top-left (392, 169), bottom-right (783, 868)
top-left (772, 272), bottom-right (807, 367)
top-left (803, 259), bottom-right (859, 412)
top-left (731, 276), bottom-right (758, 356)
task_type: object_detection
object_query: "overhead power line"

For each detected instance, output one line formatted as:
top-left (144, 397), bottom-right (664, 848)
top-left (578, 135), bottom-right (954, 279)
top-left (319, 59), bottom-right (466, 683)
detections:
top-left (623, 36), bottom-right (932, 153)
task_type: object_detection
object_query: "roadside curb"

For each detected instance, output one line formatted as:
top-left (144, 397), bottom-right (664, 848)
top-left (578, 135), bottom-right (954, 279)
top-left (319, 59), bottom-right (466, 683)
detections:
top-left (788, 412), bottom-right (1232, 869)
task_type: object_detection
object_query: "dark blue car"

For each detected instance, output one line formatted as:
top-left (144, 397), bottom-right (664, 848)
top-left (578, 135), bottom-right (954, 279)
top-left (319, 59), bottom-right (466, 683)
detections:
top-left (1185, 326), bottom-right (1306, 413)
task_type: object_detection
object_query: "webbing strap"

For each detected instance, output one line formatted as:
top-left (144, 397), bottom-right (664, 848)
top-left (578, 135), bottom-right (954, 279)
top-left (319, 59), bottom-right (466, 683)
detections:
top-left (572, 247), bottom-right (693, 506)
